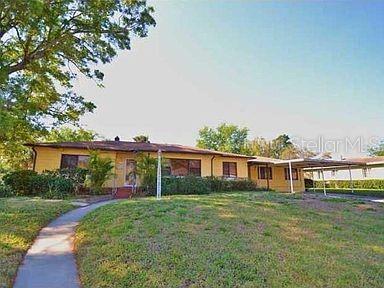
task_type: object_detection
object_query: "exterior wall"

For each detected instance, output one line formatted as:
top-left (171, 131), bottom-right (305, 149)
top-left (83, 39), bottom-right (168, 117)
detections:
top-left (33, 147), bottom-right (250, 188)
top-left (249, 165), bottom-right (305, 192)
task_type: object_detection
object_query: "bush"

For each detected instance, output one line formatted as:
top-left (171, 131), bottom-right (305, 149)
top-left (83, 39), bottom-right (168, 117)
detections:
top-left (3, 170), bottom-right (38, 196)
top-left (309, 188), bottom-right (384, 198)
top-left (45, 168), bottom-right (88, 195)
top-left (161, 176), bottom-right (259, 196)
top-left (312, 179), bottom-right (384, 190)
top-left (0, 184), bottom-right (14, 198)
top-left (85, 151), bottom-right (114, 195)
top-left (2, 170), bottom-right (75, 198)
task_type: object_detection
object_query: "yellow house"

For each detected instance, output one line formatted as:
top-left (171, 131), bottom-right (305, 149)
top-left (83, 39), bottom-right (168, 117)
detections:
top-left (26, 139), bottom-right (326, 195)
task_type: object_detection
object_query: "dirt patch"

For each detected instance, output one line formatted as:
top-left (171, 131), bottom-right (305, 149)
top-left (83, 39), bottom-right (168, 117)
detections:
top-left (299, 197), bottom-right (345, 212)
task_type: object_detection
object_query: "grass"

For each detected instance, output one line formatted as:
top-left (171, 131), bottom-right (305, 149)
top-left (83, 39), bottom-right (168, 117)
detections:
top-left (75, 192), bottom-right (384, 288)
top-left (0, 197), bottom-right (74, 288)
top-left (308, 188), bottom-right (384, 197)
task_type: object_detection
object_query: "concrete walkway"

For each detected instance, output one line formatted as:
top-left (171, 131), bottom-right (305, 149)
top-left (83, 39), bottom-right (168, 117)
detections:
top-left (14, 200), bottom-right (117, 288)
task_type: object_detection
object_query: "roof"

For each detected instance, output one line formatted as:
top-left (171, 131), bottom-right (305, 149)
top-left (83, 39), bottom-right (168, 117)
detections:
top-left (248, 157), bottom-right (365, 169)
top-left (26, 141), bottom-right (253, 158)
top-left (345, 156), bottom-right (384, 166)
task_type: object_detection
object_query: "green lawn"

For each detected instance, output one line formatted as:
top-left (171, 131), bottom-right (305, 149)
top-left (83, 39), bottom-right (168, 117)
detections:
top-left (0, 198), bottom-right (74, 288)
top-left (75, 192), bottom-right (384, 288)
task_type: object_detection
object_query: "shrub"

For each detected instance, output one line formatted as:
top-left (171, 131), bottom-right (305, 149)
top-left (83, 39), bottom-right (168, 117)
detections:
top-left (2, 169), bottom-right (75, 199)
top-left (85, 151), bottom-right (114, 195)
top-left (162, 176), bottom-right (211, 195)
top-left (45, 168), bottom-right (88, 195)
top-left (161, 176), bottom-right (259, 196)
top-left (3, 170), bottom-right (38, 196)
top-left (313, 179), bottom-right (384, 190)
top-left (0, 184), bottom-right (14, 198)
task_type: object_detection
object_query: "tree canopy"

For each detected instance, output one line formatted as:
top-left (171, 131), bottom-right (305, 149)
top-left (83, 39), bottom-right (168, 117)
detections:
top-left (197, 123), bottom-right (317, 159)
top-left (0, 0), bottom-right (155, 168)
top-left (196, 123), bottom-right (249, 154)
top-left (133, 135), bottom-right (149, 143)
top-left (368, 140), bottom-right (384, 157)
top-left (44, 127), bottom-right (100, 142)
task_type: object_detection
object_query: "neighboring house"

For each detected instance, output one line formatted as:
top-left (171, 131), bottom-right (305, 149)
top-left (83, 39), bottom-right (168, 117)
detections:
top-left (28, 139), bottom-right (370, 195)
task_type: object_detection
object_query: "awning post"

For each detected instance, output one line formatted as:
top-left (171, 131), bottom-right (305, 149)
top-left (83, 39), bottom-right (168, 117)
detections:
top-left (348, 166), bottom-right (354, 194)
top-left (288, 160), bottom-right (294, 193)
top-left (311, 170), bottom-right (315, 192)
top-left (321, 168), bottom-right (326, 196)
top-left (156, 149), bottom-right (162, 200)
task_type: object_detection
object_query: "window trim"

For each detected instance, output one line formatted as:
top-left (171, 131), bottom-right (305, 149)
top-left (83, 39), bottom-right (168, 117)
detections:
top-left (60, 154), bottom-right (89, 169)
top-left (165, 158), bottom-right (202, 177)
top-left (258, 166), bottom-right (272, 180)
top-left (284, 167), bottom-right (299, 181)
top-left (223, 162), bottom-right (237, 178)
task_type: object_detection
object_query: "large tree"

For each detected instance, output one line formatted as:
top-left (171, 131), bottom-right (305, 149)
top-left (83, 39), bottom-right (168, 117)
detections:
top-left (368, 140), bottom-right (384, 156)
top-left (196, 123), bottom-right (249, 154)
top-left (0, 0), bottom-right (155, 168)
top-left (44, 127), bottom-right (100, 142)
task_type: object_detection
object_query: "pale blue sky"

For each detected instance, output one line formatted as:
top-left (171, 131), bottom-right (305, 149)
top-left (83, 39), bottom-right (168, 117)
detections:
top-left (74, 1), bottom-right (384, 157)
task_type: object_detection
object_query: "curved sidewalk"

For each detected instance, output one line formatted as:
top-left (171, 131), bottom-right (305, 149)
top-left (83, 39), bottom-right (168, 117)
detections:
top-left (14, 200), bottom-right (117, 288)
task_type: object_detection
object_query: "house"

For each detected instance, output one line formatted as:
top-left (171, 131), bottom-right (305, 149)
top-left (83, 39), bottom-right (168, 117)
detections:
top-left (27, 139), bottom-right (368, 196)
top-left (26, 139), bottom-right (252, 197)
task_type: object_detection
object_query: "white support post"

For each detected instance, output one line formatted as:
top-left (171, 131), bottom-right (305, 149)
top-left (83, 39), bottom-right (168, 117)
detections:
top-left (321, 168), bottom-right (327, 196)
top-left (288, 160), bottom-right (294, 193)
top-left (349, 166), bottom-right (354, 194)
top-left (156, 149), bottom-right (162, 200)
top-left (311, 170), bottom-right (315, 192)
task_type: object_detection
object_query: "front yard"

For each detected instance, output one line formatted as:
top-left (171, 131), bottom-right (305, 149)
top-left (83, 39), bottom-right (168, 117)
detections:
top-left (0, 198), bottom-right (74, 288)
top-left (75, 192), bottom-right (384, 288)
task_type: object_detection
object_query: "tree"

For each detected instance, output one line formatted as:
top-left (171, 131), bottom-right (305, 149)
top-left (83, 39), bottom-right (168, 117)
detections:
top-left (133, 135), bottom-right (149, 143)
top-left (85, 151), bottom-right (114, 195)
top-left (0, 0), bottom-right (155, 167)
top-left (368, 140), bottom-right (384, 156)
top-left (44, 127), bottom-right (100, 142)
top-left (135, 153), bottom-right (157, 192)
top-left (196, 123), bottom-right (249, 154)
top-left (246, 134), bottom-right (317, 159)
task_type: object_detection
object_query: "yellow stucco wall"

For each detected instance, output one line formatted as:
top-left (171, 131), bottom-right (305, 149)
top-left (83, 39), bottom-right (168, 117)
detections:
top-left (249, 165), bottom-right (305, 192)
top-left (33, 147), bottom-right (250, 187)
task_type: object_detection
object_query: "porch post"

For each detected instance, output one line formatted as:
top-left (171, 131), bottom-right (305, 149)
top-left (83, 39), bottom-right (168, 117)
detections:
top-left (266, 164), bottom-right (270, 190)
top-left (311, 170), bottom-right (315, 192)
top-left (288, 160), bottom-right (294, 193)
top-left (156, 149), bottom-right (162, 200)
top-left (349, 166), bottom-right (354, 194)
top-left (321, 168), bottom-right (326, 196)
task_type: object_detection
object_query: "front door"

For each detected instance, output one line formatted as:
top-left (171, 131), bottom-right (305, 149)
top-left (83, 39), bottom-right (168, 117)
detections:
top-left (125, 159), bottom-right (136, 186)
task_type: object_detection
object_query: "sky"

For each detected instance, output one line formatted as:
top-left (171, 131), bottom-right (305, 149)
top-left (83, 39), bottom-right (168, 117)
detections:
top-left (74, 1), bottom-right (384, 158)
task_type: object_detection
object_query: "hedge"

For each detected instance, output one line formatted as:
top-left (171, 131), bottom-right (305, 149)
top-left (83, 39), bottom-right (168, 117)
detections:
top-left (308, 188), bottom-right (384, 198)
top-left (312, 179), bottom-right (384, 190)
top-left (160, 176), bottom-right (261, 196)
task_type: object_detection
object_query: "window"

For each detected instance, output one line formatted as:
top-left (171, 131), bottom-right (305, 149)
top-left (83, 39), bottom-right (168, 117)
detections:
top-left (258, 166), bottom-right (272, 180)
top-left (60, 154), bottom-right (89, 169)
top-left (284, 168), bottom-right (299, 180)
top-left (166, 159), bottom-right (201, 176)
top-left (223, 162), bottom-right (237, 178)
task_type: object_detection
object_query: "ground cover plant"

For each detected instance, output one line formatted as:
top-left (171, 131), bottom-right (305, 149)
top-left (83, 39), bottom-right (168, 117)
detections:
top-left (0, 198), bottom-right (74, 287)
top-left (75, 192), bottom-right (384, 288)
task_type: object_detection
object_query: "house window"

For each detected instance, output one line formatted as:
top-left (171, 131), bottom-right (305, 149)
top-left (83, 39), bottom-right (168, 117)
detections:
top-left (284, 168), bottom-right (299, 180)
top-left (60, 154), bottom-right (89, 169)
top-left (165, 159), bottom-right (201, 176)
top-left (223, 162), bottom-right (237, 178)
top-left (258, 166), bottom-right (272, 180)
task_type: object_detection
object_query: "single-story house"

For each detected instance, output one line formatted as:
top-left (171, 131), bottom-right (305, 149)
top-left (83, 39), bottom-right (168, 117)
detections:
top-left (26, 139), bottom-right (369, 195)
